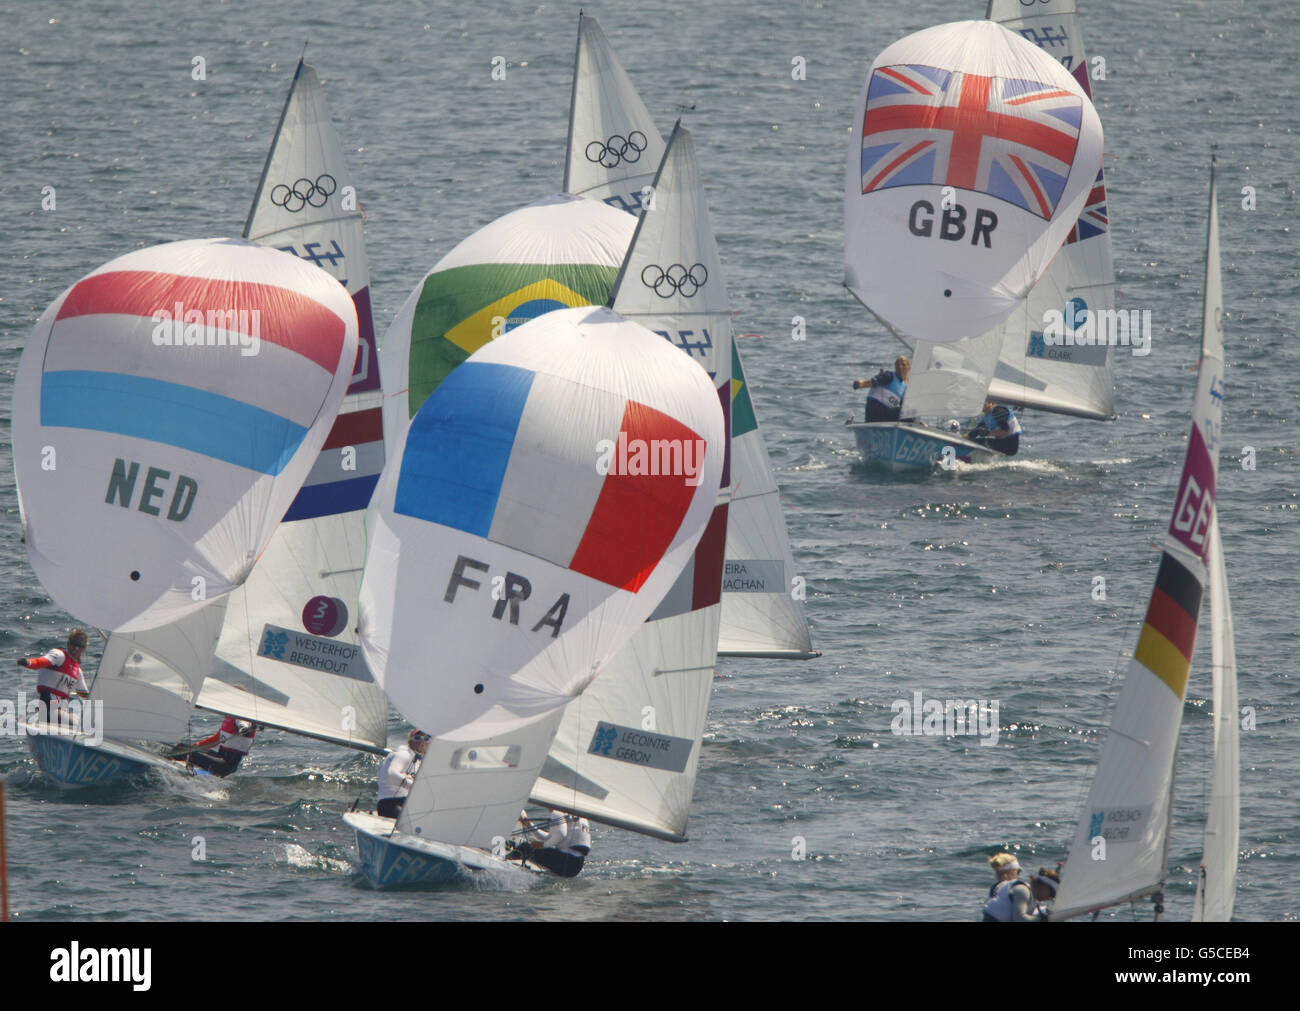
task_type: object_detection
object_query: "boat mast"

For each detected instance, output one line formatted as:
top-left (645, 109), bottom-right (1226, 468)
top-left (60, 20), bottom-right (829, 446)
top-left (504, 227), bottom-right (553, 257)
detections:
top-left (561, 12), bottom-right (583, 194)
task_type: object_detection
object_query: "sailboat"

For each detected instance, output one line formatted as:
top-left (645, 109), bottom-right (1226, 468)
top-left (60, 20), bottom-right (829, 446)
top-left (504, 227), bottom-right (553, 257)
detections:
top-left (564, 12), bottom-right (816, 658)
top-left (15, 238), bottom-right (360, 785)
top-left (982, 0), bottom-right (1117, 424)
top-left (192, 58), bottom-right (390, 755)
top-left (345, 301), bottom-right (726, 886)
top-left (843, 20), bottom-right (1105, 470)
top-left (528, 123), bottom-right (731, 839)
top-left (1051, 157), bottom-right (1234, 921)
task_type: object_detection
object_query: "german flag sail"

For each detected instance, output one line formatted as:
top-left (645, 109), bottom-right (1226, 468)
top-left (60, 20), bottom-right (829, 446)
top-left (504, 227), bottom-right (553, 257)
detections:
top-left (1052, 157), bottom-right (1224, 920)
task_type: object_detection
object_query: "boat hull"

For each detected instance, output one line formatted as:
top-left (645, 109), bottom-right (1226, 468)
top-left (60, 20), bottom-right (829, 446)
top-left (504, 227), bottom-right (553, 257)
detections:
top-left (23, 721), bottom-right (195, 787)
top-left (344, 811), bottom-right (531, 888)
top-left (849, 422), bottom-right (995, 471)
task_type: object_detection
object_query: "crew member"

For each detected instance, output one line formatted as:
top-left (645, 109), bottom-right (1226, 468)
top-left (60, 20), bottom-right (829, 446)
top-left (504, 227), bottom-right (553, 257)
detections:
top-left (17, 629), bottom-right (89, 724)
top-left (853, 355), bottom-right (909, 422)
top-left (967, 399), bottom-right (1022, 456)
top-left (1029, 866), bottom-right (1060, 920)
top-left (377, 729), bottom-right (428, 818)
top-left (982, 852), bottom-right (1036, 922)
top-left (187, 716), bottom-right (258, 777)
top-left (510, 809), bottom-right (592, 878)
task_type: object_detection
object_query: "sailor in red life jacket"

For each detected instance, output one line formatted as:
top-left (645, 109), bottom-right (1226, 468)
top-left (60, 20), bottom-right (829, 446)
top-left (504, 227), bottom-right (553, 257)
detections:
top-left (186, 716), bottom-right (258, 777)
top-left (17, 628), bottom-right (89, 724)
top-left (509, 809), bottom-right (592, 877)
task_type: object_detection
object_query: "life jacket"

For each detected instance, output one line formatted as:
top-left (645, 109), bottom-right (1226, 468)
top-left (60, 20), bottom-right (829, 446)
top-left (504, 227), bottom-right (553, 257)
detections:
top-left (35, 649), bottom-right (84, 700)
top-left (980, 405), bottom-right (1022, 437)
top-left (218, 716), bottom-right (255, 754)
top-left (982, 877), bottom-right (1032, 922)
top-left (867, 370), bottom-right (906, 412)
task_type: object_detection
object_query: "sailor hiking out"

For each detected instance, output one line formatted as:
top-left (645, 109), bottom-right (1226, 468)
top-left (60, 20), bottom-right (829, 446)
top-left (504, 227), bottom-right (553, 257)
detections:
top-left (967, 399), bottom-right (1022, 456)
top-left (508, 809), bottom-right (592, 878)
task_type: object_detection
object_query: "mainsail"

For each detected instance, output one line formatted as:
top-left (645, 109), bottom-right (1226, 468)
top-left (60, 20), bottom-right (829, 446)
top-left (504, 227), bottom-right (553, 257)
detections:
top-left (983, 0), bottom-right (1116, 420)
top-left (195, 59), bottom-right (388, 753)
top-left (564, 14), bottom-right (665, 214)
top-left (530, 123), bottom-right (731, 840)
top-left (13, 238), bottom-right (359, 635)
top-left (360, 306), bottom-right (725, 847)
top-left (1053, 159), bottom-right (1224, 920)
top-left (719, 341), bottom-right (817, 658)
top-left (844, 20), bottom-right (1104, 344)
top-left (556, 13), bottom-right (816, 661)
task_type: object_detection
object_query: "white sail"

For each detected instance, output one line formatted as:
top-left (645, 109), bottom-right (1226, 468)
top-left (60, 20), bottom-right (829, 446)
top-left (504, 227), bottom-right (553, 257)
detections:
top-left (12, 238), bottom-right (360, 634)
top-left (1193, 167), bottom-right (1234, 921)
top-left (1054, 160), bottom-right (1223, 920)
top-left (844, 20), bottom-right (1104, 344)
top-left (1193, 517), bottom-right (1238, 921)
top-left (983, 0), bottom-right (1116, 420)
top-left (530, 123), bottom-right (730, 840)
top-left (563, 14), bottom-right (666, 214)
top-left (719, 341), bottom-right (818, 658)
top-left (398, 711), bottom-right (564, 848)
top-left (194, 59), bottom-right (388, 753)
top-left (91, 603), bottom-right (229, 744)
top-left (901, 329), bottom-right (1005, 420)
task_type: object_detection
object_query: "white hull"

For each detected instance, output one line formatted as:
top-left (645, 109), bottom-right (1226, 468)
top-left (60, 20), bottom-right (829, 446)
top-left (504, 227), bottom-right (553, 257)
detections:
top-left (23, 720), bottom-right (199, 787)
top-left (344, 811), bottom-right (532, 888)
top-left (849, 421), bottom-right (995, 472)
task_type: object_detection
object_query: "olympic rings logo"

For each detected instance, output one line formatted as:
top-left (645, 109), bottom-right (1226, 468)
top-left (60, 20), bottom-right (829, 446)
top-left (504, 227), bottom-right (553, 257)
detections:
top-left (641, 263), bottom-right (708, 298)
top-left (585, 131), bottom-right (648, 168)
top-left (270, 174), bottom-right (338, 212)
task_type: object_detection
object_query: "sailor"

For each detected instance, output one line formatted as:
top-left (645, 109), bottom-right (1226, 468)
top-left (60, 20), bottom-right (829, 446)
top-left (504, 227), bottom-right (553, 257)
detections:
top-left (1029, 866), bottom-right (1060, 920)
top-left (967, 399), bottom-right (1022, 456)
top-left (187, 716), bottom-right (258, 777)
top-left (376, 729), bottom-right (428, 818)
top-left (17, 629), bottom-right (89, 724)
top-left (511, 809), bottom-right (592, 878)
top-left (853, 355), bottom-right (909, 422)
top-left (982, 852), bottom-right (1036, 922)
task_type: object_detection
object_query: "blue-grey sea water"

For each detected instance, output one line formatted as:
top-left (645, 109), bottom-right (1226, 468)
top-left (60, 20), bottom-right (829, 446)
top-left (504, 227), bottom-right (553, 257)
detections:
top-left (0, 0), bottom-right (1295, 921)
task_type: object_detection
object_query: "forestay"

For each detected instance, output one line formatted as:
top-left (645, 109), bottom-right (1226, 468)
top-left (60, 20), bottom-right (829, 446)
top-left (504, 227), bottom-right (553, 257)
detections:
top-left (530, 123), bottom-right (731, 840)
top-left (13, 238), bottom-right (359, 633)
top-left (195, 59), bottom-right (388, 753)
top-left (359, 305), bottom-right (726, 743)
top-left (844, 20), bottom-right (1103, 343)
top-left (564, 14), bottom-right (666, 215)
top-left (1053, 161), bottom-right (1223, 920)
top-left (983, 0), bottom-right (1116, 420)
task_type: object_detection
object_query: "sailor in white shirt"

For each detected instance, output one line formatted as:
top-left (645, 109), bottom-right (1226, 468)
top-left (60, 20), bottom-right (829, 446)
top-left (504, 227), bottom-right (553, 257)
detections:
top-left (512, 809), bottom-right (592, 878)
top-left (377, 729), bottom-right (428, 818)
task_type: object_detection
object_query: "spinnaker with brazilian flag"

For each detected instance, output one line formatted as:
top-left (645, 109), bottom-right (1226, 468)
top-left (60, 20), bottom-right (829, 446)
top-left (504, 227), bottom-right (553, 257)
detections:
top-left (380, 192), bottom-right (635, 442)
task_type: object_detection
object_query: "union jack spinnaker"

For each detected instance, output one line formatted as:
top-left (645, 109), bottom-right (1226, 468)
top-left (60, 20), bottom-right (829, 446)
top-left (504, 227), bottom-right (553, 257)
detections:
top-left (844, 19), bottom-right (1103, 344)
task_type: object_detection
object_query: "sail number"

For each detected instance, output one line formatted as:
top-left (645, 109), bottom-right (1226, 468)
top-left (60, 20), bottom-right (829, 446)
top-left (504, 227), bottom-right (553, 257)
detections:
top-left (655, 328), bottom-right (713, 360)
top-left (1172, 474), bottom-right (1213, 550)
top-left (105, 457), bottom-right (197, 522)
top-left (444, 554), bottom-right (570, 639)
top-left (908, 201), bottom-right (998, 248)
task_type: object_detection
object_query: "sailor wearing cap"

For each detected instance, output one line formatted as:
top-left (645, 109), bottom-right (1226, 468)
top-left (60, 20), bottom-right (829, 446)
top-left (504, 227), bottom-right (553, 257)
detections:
top-left (17, 629), bottom-right (89, 724)
top-left (982, 852), bottom-right (1037, 922)
top-left (377, 728), bottom-right (429, 818)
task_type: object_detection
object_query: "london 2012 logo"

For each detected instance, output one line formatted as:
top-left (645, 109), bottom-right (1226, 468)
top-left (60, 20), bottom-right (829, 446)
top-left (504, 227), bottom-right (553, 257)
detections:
top-left (261, 628), bottom-right (289, 659)
top-left (591, 724), bottom-right (618, 756)
top-left (270, 174), bottom-right (337, 212)
top-left (585, 131), bottom-right (647, 168)
top-left (641, 263), bottom-right (708, 298)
